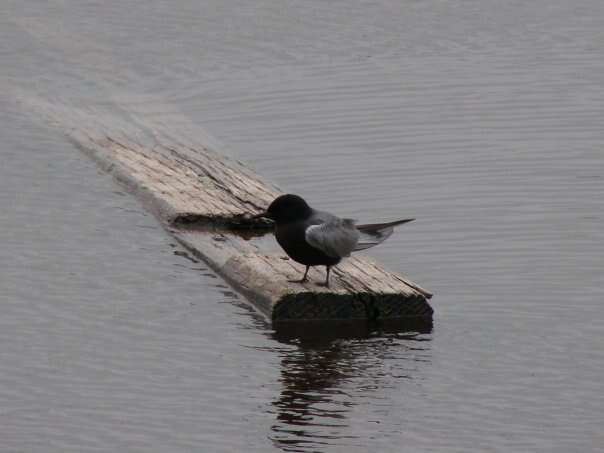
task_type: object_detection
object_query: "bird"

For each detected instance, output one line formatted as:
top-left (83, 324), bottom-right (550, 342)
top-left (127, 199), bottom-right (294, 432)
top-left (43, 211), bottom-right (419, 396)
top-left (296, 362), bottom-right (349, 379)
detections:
top-left (253, 194), bottom-right (414, 287)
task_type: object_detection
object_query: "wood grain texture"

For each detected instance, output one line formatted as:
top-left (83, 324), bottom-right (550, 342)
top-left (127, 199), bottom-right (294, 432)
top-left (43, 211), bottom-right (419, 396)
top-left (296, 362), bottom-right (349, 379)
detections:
top-left (17, 94), bottom-right (433, 322)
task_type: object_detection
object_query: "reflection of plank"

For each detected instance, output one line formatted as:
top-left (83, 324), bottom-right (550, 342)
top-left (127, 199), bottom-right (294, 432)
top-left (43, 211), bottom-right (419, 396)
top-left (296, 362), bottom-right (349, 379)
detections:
top-left (17, 94), bottom-right (433, 322)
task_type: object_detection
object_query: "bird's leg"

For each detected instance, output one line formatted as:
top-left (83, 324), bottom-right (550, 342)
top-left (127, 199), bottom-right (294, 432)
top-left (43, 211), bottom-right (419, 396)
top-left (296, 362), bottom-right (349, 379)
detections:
top-left (288, 265), bottom-right (310, 284)
top-left (318, 266), bottom-right (331, 288)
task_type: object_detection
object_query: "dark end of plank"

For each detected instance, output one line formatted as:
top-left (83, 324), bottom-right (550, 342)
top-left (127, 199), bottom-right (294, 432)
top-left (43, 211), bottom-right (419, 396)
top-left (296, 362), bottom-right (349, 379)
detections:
top-left (274, 291), bottom-right (433, 322)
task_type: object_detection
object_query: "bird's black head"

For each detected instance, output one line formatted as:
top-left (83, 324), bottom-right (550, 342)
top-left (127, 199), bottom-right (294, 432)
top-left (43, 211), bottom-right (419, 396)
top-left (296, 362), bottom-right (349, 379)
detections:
top-left (263, 194), bottom-right (313, 224)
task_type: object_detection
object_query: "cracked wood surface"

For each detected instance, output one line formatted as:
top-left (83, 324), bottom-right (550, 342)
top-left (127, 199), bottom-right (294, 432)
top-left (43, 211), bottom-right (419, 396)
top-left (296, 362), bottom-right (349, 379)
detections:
top-left (17, 94), bottom-right (433, 322)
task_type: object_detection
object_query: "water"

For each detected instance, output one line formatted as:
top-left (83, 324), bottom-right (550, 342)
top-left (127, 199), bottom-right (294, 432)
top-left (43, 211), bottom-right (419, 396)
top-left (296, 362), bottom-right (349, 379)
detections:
top-left (1, 0), bottom-right (603, 451)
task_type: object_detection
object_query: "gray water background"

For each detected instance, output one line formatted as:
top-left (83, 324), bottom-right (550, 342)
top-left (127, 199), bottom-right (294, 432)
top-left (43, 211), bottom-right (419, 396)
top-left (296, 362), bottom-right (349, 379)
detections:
top-left (1, 1), bottom-right (603, 451)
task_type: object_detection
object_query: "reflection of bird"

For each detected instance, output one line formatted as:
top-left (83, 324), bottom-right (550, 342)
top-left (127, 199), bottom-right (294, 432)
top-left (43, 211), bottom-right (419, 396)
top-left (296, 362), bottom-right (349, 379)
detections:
top-left (269, 327), bottom-right (432, 450)
top-left (254, 194), bottom-right (414, 287)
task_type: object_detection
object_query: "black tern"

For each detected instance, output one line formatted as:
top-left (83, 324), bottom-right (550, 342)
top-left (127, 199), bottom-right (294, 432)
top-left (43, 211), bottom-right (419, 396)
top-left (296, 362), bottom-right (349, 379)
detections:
top-left (254, 194), bottom-right (414, 287)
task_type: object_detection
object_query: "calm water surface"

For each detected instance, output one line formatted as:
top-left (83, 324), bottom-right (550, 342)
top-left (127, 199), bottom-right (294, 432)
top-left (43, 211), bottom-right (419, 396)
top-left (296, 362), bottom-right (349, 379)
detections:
top-left (1, 1), bottom-right (603, 451)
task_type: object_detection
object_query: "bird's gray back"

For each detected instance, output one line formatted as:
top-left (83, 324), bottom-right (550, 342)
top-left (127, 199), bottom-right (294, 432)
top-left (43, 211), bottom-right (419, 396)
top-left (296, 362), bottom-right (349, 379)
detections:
top-left (305, 209), bottom-right (360, 258)
top-left (308, 209), bottom-right (339, 224)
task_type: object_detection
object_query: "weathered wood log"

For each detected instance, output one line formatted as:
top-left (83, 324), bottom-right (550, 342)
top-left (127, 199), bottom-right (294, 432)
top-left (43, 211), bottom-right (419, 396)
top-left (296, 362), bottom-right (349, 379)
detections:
top-left (15, 94), bottom-right (433, 323)
top-left (175, 229), bottom-right (433, 322)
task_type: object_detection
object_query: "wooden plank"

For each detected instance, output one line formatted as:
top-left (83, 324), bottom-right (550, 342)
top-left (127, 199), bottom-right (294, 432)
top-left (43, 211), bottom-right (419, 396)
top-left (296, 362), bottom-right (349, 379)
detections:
top-left (174, 228), bottom-right (432, 322)
top-left (14, 94), bottom-right (433, 322)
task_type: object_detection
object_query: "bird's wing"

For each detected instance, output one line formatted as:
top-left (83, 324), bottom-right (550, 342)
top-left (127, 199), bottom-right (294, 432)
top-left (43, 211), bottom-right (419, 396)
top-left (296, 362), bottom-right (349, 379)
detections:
top-left (305, 218), bottom-right (360, 258)
top-left (354, 218), bottom-right (414, 251)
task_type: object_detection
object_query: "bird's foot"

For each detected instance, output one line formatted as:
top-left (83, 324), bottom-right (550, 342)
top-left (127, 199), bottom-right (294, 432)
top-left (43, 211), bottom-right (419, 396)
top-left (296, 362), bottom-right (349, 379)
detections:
top-left (316, 281), bottom-right (330, 289)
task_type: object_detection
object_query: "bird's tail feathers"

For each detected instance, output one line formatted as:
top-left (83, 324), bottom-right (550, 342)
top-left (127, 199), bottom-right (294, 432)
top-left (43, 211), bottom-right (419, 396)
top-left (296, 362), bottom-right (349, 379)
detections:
top-left (354, 218), bottom-right (414, 251)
